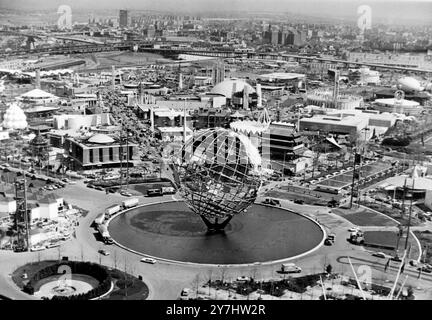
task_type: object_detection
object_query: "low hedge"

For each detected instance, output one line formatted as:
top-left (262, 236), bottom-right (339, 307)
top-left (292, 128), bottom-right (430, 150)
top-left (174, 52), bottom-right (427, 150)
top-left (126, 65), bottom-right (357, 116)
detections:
top-left (23, 261), bottom-right (111, 300)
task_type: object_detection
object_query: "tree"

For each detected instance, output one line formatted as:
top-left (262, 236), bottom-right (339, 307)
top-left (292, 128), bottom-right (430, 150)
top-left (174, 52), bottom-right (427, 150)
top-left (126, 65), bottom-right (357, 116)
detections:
top-left (326, 264), bottom-right (333, 274)
top-left (206, 269), bottom-right (213, 296)
top-left (191, 273), bottom-right (202, 297)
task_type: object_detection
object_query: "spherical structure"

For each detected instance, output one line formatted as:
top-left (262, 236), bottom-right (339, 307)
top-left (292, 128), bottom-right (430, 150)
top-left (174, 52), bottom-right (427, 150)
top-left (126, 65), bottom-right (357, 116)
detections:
top-left (397, 77), bottom-right (423, 92)
top-left (1, 103), bottom-right (27, 130)
top-left (172, 128), bottom-right (262, 231)
top-left (210, 79), bottom-right (256, 98)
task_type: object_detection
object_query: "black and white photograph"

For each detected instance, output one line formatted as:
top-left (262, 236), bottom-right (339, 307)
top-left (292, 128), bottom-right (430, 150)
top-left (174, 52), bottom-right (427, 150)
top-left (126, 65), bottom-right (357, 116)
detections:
top-left (0, 0), bottom-right (431, 310)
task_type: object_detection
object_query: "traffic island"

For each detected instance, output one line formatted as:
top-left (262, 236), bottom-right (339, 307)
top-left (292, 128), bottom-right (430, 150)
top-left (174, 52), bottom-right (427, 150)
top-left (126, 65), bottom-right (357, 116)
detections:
top-left (12, 260), bottom-right (149, 300)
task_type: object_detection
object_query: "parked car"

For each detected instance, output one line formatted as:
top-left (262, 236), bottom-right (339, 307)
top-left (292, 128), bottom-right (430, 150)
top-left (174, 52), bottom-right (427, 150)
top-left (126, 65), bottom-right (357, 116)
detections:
top-left (324, 238), bottom-right (334, 246)
top-left (372, 252), bottom-right (387, 259)
top-left (98, 249), bottom-right (110, 256)
top-left (409, 260), bottom-right (419, 267)
top-left (418, 266), bottom-right (432, 273)
top-left (140, 257), bottom-right (157, 264)
top-left (120, 191), bottom-right (133, 197)
top-left (390, 255), bottom-right (402, 262)
top-left (262, 198), bottom-right (281, 207)
top-left (280, 263), bottom-right (302, 273)
top-left (348, 227), bottom-right (360, 232)
top-left (293, 199), bottom-right (304, 205)
top-left (236, 276), bottom-right (251, 282)
top-left (327, 199), bottom-right (340, 208)
top-left (180, 288), bottom-right (191, 296)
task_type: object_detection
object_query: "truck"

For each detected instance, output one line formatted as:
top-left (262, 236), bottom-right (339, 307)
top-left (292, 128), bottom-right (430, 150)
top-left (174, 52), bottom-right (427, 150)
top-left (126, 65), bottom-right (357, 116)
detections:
top-left (281, 263), bottom-right (302, 273)
top-left (98, 224), bottom-right (113, 245)
top-left (94, 213), bottom-right (106, 226)
top-left (161, 186), bottom-right (176, 195)
top-left (122, 197), bottom-right (139, 209)
top-left (105, 204), bottom-right (121, 217)
top-left (349, 230), bottom-right (364, 244)
top-left (147, 188), bottom-right (163, 197)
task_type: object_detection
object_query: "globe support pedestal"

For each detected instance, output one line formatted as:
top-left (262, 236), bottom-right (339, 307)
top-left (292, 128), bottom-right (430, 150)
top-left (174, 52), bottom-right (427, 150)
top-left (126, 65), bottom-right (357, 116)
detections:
top-left (200, 215), bottom-right (233, 232)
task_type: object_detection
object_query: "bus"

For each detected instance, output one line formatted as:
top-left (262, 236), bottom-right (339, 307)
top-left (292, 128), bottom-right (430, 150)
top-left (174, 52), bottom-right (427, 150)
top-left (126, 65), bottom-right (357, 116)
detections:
top-left (147, 188), bottom-right (163, 197)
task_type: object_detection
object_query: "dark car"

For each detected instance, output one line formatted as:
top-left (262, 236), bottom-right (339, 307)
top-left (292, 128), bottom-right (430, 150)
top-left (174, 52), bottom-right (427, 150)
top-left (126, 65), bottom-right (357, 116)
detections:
top-left (327, 199), bottom-right (340, 208)
top-left (262, 198), bottom-right (281, 207)
top-left (294, 199), bottom-right (304, 205)
top-left (418, 266), bottom-right (432, 273)
top-left (324, 238), bottom-right (334, 246)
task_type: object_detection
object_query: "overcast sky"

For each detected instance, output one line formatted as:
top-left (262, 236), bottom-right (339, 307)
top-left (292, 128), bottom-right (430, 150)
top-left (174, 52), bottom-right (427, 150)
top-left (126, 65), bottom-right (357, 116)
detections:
top-left (1, 0), bottom-right (431, 23)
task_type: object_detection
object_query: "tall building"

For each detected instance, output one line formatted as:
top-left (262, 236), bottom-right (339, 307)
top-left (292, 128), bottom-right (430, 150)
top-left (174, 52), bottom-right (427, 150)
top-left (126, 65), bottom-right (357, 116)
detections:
top-left (211, 60), bottom-right (225, 86)
top-left (119, 10), bottom-right (128, 27)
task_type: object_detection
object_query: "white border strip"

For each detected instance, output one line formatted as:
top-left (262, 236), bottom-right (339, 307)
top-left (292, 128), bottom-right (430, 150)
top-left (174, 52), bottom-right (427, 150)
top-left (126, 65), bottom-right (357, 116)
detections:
top-left (90, 281), bottom-right (114, 300)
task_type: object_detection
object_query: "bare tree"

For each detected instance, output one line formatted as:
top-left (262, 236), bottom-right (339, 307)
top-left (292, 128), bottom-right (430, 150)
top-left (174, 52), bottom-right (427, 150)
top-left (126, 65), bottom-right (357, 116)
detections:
top-left (206, 269), bottom-right (213, 296)
top-left (113, 250), bottom-right (118, 269)
top-left (219, 266), bottom-right (228, 284)
top-left (191, 273), bottom-right (202, 297)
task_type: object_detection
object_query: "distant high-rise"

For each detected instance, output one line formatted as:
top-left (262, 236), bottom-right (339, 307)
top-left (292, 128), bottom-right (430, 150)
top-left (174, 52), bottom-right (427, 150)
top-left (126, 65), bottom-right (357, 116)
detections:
top-left (211, 60), bottom-right (225, 86)
top-left (119, 10), bottom-right (128, 27)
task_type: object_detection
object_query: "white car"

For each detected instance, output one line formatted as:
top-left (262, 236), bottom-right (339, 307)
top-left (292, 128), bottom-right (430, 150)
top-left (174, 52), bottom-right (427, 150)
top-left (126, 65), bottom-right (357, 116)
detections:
top-left (348, 227), bottom-right (360, 232)
top-left (372, 252), bottom-right (387, 258)
top-left (30, 245), bottom-right (45, 252)
top-left (236, 276), bottom-right (251, 282)
top-left (141, 257), bottom-right (157, 264)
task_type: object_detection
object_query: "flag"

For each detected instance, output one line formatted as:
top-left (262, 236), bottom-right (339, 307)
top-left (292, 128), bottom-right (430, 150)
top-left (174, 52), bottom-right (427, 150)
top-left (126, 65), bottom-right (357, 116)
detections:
top-left (384, 259), bottom-right (390, 272)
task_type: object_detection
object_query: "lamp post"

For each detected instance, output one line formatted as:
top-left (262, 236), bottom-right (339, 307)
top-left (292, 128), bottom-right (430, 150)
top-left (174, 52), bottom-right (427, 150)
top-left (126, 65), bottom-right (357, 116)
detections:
top-left (125, 132), bottom-right (132, 191)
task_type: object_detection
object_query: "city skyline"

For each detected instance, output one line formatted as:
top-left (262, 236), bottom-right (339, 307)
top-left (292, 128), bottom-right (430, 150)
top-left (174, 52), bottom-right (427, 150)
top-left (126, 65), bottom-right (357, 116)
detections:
top-left (1, 0), bottom-right (431, 24)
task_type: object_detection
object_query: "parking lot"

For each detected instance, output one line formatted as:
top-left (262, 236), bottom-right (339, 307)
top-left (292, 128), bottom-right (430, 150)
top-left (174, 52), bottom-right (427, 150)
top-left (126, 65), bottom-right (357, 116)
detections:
top-left (312, 160), bottom-right (398, 194)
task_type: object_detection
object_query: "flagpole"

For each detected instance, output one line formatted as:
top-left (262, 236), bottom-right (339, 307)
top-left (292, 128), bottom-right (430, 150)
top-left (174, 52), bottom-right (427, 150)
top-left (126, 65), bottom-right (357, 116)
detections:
top-left (347, 256), bottom-right (366, 300)
top-left (388, 249), bottom-right (407, 300)
top-left (394, 275), bottom-right (409, 300)
top-left (404, 178), bottom-right (415, 250)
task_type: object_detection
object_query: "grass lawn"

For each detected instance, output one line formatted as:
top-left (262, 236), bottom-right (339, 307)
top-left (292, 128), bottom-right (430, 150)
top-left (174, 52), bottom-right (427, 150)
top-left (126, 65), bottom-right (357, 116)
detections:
top-left (332, 208), bottom-right (398, 227)
top-left (364, 231), bottom-right (420, 259)
top-left (362, 202), bottom-right (422, 227)
top-left (413, 231), bottom-right (432, 264)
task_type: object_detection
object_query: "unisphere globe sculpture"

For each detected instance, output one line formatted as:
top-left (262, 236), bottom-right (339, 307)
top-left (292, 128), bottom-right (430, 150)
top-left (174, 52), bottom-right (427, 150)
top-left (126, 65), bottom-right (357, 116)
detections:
top-left (172, 128), bottom-right (262, 231)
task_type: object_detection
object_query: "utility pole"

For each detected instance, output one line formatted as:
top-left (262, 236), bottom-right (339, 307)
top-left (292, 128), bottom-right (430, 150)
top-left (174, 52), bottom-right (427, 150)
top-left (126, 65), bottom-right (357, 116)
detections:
top-left (401, 178), bottom-right (407, 218)
top-left (404, 178), bottom-right (415, 250)
top-left (119, 134), bottom-right (123, 191)
top-left (349, 150), bottom-right (359, 209)
top-left (126, 133), bottom-right (130, 191)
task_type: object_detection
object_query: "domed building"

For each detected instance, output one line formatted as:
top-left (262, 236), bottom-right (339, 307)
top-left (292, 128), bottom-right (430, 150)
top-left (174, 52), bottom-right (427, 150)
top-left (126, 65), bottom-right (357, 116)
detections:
top-left (210, 79), bottom-right (258, 110)
top-left (1, 103), bottom-right (28, 130)
top-left (64, 132), bottom-right (139, 171)
top-left (397, 77), bottom-right (423, 92)
top-left (87, 133), bottom-right (115, 145)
